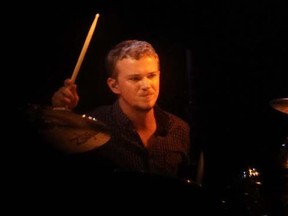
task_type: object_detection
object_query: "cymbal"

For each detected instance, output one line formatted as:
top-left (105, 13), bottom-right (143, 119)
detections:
top-left (26, 104), bottom-right (111, 154)
top-left (270, 98), bottom-right (288, 115)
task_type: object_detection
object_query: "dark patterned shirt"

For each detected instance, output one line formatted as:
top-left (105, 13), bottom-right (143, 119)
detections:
top-left (77, 100), bottom-right (191, 179)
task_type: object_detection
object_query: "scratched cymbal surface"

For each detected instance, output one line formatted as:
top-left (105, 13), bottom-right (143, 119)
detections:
top-left (25, 104), bottom-right (111, 154)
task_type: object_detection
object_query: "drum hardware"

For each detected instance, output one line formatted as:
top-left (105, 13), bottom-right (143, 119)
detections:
top-left (270, 97), bottom-right (288, 213)
top-left (218, 167), bottom-right (272, 216)
top-left (279, 137), bottom-right (288, 214)
top-left (278, 137), bottom-right (288, 169)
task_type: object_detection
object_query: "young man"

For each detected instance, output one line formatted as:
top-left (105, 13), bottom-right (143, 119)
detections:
top-left (51, 40), bottom-right (192, 180)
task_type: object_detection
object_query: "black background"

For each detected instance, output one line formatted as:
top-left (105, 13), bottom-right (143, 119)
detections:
top-left (9, 1), bottom-right (287, 214)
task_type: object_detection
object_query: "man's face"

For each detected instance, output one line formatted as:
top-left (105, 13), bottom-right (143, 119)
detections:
top-left (114, 56), bottom-right (160, 112)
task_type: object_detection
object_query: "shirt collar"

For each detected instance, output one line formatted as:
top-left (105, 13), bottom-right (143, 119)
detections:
top-left (111, 100), bottom-right (170, 136)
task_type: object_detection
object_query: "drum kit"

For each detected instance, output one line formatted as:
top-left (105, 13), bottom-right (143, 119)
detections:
top-left (238, 97), bottom-right (287, 215)
top-left (22, 97), bottom-right (287, 215)
top-left (212, 98), bottom-right (288, 216)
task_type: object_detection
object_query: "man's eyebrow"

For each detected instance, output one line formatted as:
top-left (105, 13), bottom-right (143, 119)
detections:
top-left (148, 70), bottom-right (160, 74)
top-left (126, 71), bottom-right (159, 76)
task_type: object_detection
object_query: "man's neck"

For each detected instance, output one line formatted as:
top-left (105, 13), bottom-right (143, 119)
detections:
top-left (118, 99), bottom-right (157, 147)
top-left (119, 100), bottom-right (156, 130)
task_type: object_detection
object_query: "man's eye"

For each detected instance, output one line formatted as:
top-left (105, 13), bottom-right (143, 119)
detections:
top-left (148, 74), bottom-right (156, 79)
top-left (130, 77), bottom-right (140, 81)
top-left (148, 73), bottom-right (159, 79)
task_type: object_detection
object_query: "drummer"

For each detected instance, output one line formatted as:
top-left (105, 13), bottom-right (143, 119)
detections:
top-left (51, 40), bottom-right (195, 180)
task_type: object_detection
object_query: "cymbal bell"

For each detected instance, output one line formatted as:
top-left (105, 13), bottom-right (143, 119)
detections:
top-left (25, 104), bottom-right (111, 154)
top-left (270, 98), bottom-right (288, 115)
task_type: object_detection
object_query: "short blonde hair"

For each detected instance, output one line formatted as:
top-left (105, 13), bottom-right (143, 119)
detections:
top-left (105, 40), bottom-right (160, 78)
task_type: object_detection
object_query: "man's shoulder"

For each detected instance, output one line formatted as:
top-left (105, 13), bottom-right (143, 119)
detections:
top-left (86, 105), bottom-right (113, 117)
top-left (165, 111), bottom-right (189, 126)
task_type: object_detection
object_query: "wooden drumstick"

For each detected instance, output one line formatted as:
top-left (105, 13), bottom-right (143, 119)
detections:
top-left (71, 13), bottom-right (100, 83)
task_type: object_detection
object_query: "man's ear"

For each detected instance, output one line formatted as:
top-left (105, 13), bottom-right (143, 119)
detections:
top-left (107, 77), bottom-right (120, 94)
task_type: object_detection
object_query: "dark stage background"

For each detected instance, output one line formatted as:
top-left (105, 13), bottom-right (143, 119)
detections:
top-left (10, 1), bottom-right (287, 214)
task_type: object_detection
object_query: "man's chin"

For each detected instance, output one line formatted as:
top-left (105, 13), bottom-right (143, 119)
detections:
top-left (136, 104), bottom-right (155, 112)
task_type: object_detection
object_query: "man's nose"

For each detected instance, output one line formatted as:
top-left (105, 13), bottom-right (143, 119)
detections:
top-left (140, 77), bottom-right (150, 88)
